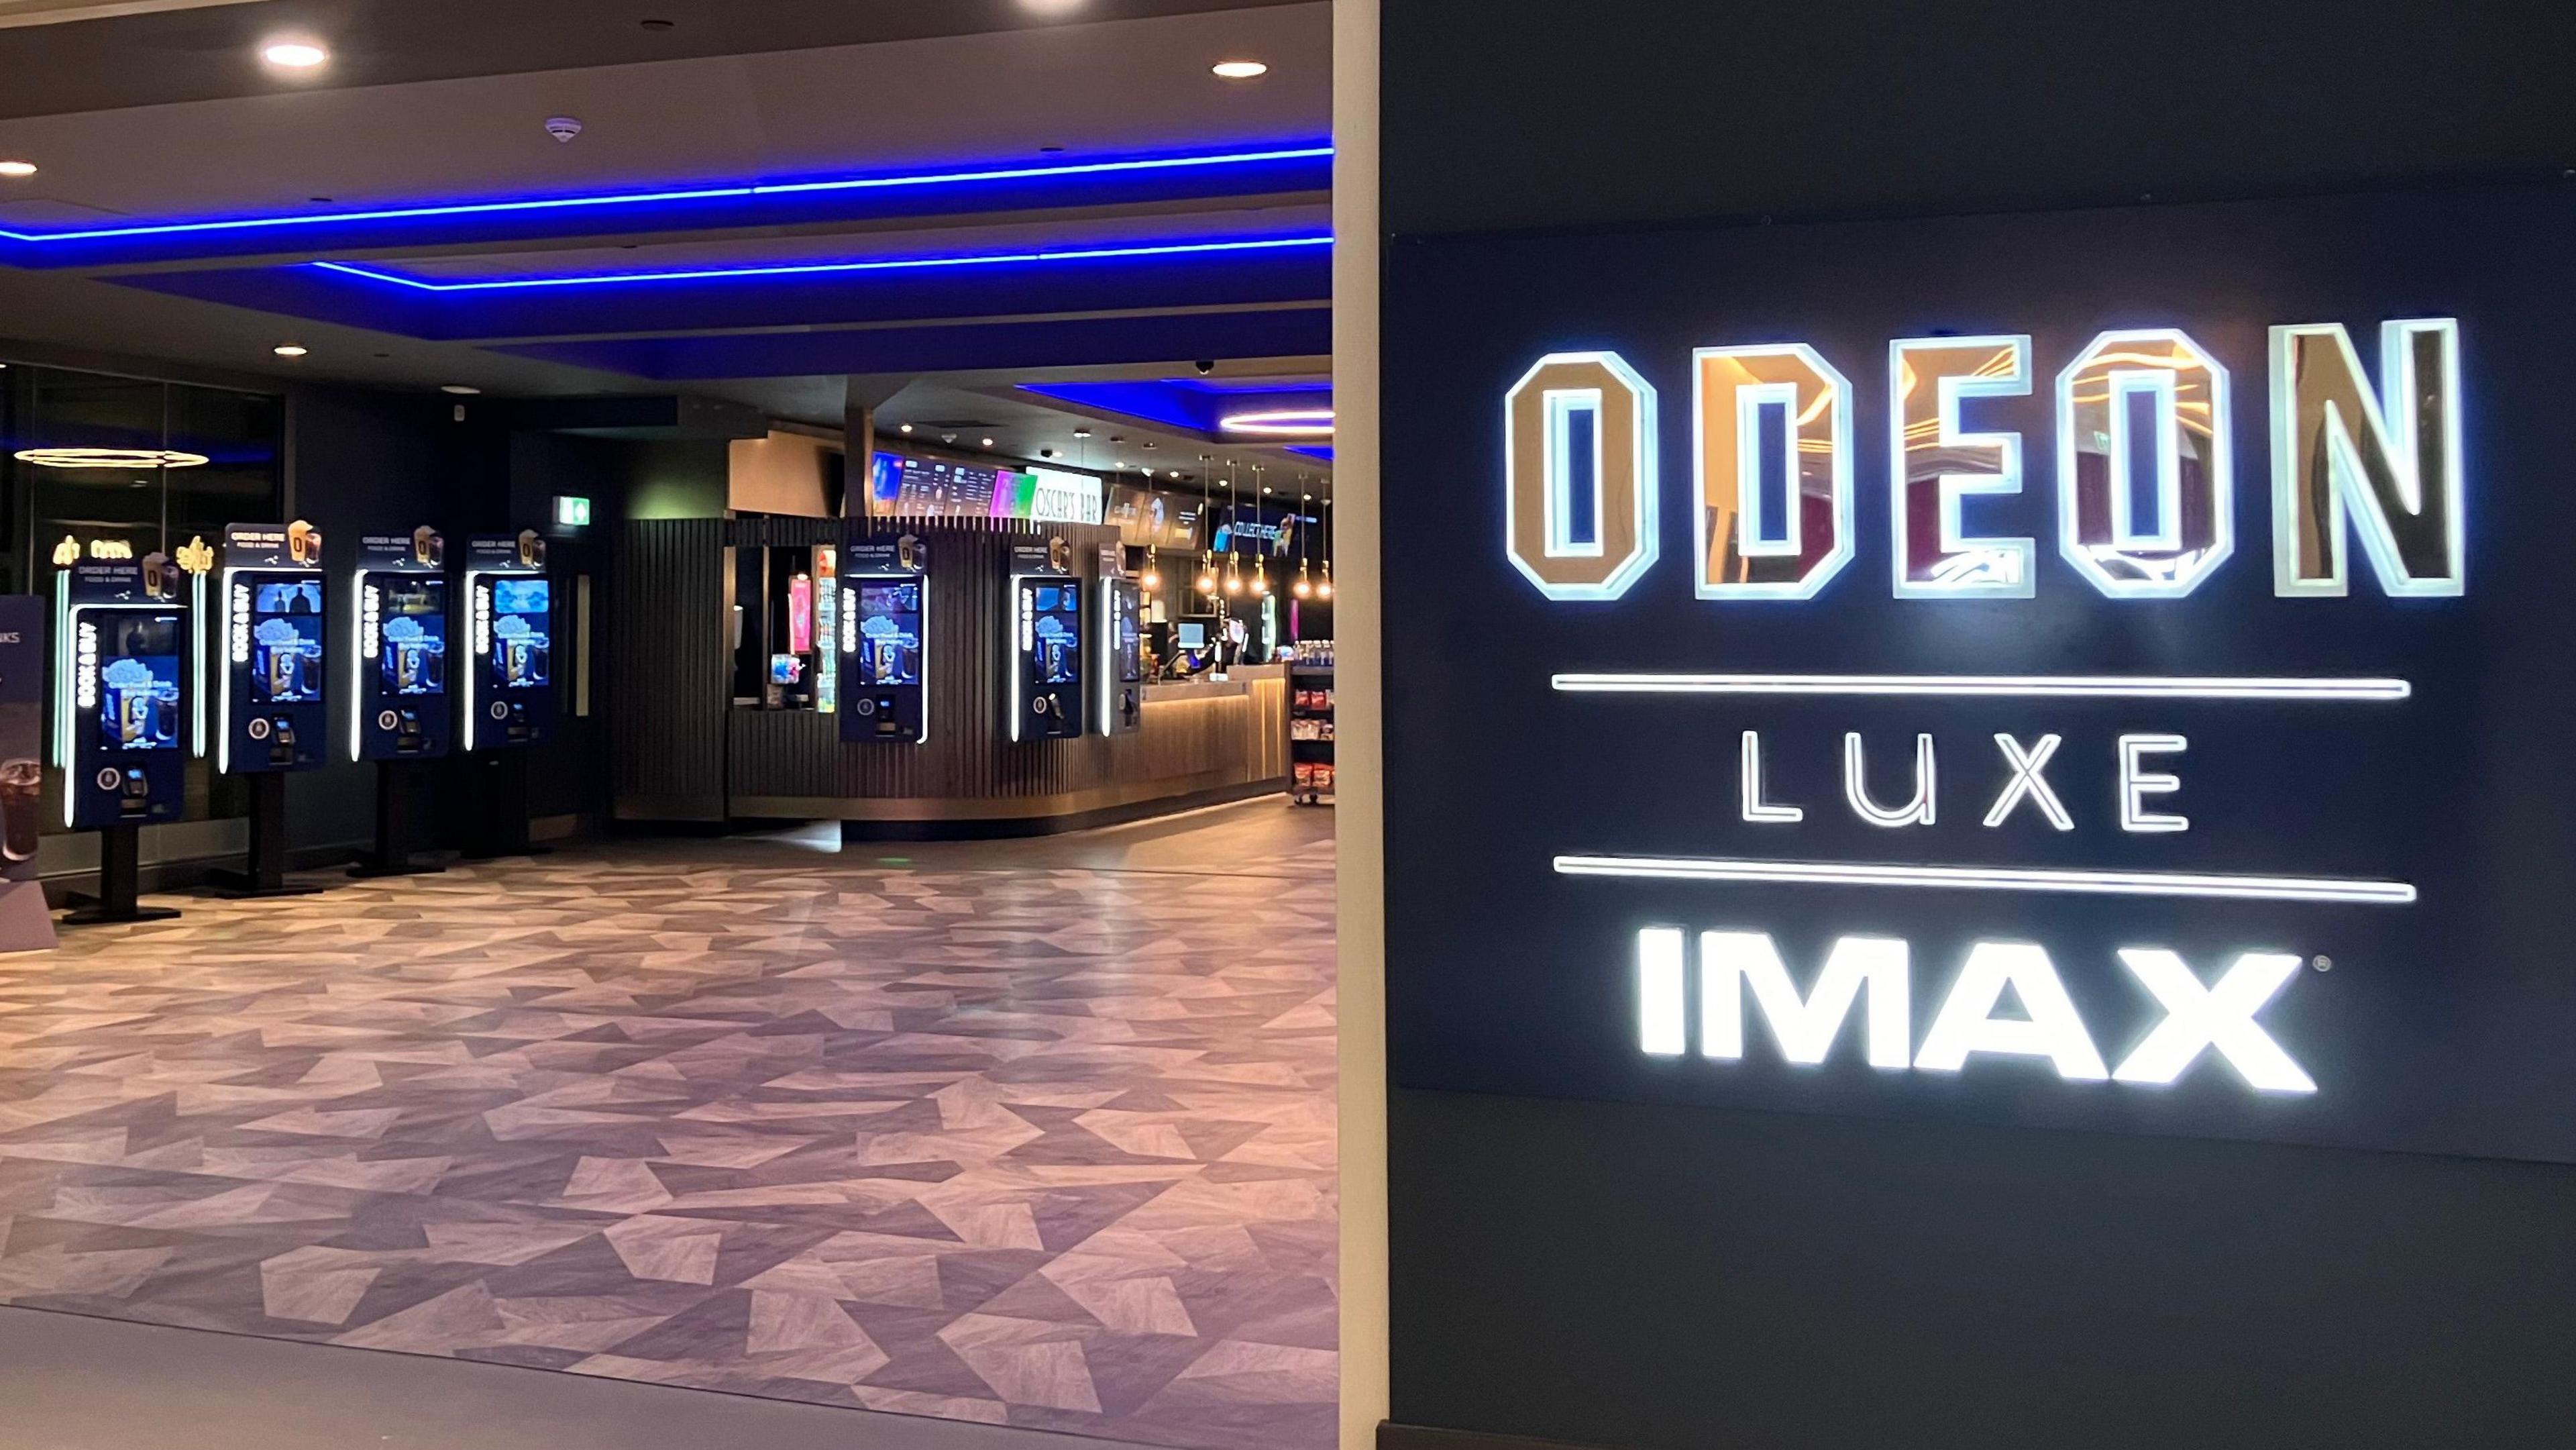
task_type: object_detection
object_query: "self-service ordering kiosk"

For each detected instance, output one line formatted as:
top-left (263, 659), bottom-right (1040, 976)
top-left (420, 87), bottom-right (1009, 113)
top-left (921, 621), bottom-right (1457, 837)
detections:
top-left (1008, 537), bottom-right (1084, 741)
top-left (354, 527), bottom-right (451, 761)
top-left (463, 531), bottom-right (553, 751)
top-left (839, 535), bottom-right (928, 745)
top-left (56, 554), bottom-right (187, 923)
top-left (207, 521), bottom-right (329, 896)
top-left (460, 531), bottom-right (554, 858)
top-left (1097, 547), bottom-right (1142, 736)
top-left (350, 527), bottom-right (451, 876)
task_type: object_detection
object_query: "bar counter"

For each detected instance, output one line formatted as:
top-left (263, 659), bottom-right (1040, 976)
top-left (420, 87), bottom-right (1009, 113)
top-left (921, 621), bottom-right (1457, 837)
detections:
top-left (614, 518), bottom-right (1290, 836)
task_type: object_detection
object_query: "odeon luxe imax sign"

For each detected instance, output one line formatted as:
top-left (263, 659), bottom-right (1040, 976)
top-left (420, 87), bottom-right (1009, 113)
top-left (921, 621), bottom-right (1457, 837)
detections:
top-left (1505, 319), bottom-right (2466, 1103)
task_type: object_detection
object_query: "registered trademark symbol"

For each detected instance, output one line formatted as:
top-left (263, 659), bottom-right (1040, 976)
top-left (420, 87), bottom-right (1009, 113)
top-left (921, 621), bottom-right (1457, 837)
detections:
top-left (2312, 955), bottom-right (2334, 972)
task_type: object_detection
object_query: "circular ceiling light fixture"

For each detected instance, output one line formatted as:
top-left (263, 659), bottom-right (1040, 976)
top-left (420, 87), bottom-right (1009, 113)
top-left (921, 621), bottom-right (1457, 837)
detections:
top-left (898, 423), bottom-right (914, 433)
top-left (1212, 60), bottom-right (1269, 79)
top-left (1019, 0), bottom-right (1085, 13)
top-left (1219, 407), bottom-right (1334, 437)
top-left (0, 160), bottom-right (35, 178)
top-left (981, 437), bottom-right (995, 448)
top-left (439, 384), bottom-right (481, 395)
top-left (261, 40), bottom-right (329, 69)
top-left (15, 447), bottom-right (210, 470)
top-left (272, 344), bottom-right (308, 358)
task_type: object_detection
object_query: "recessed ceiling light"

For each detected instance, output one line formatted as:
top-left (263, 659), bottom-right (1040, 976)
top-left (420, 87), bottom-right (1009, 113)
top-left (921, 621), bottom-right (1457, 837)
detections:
top-left (1019, 0), bottom-right (1084, 14)
top-left (898, 423), bottom-right (913, 433)
top-left (981, 437), bottom-right (995, 448)
top-left (0, 160), bottom-right (36, 179)
top-left (1071, 429), bottom-right (1091, 439)
top-left (262, 41), bottom-right (329, 68)
top-left (439, 384), bottom-right (481, 395)
top-left (272, 344), bottom-right (308, 358)
top-left (1212, 60), bottom-right (1269, 79)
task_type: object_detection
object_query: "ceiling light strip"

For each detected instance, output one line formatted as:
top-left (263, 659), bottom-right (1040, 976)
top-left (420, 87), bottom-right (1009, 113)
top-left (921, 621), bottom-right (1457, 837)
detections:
top-left (1554, 854), bottom-right (2417, 904)
top-left (0, 143), bottom-right (1335, 245)
top-left (1550, 673), bottom-right (2411, 701)
top-left (311, 233), bottom-right (1334, 293)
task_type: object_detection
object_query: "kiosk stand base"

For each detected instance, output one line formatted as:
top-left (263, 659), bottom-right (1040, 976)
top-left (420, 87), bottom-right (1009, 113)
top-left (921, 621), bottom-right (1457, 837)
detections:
top-left (62, 823), bottom-right (180, 925)
top-left (350, 759), bottom-right (449, 878)
top-left (459, 749), bottom-right (551, 861)
top-left (205, 772), bottom-right (325, 898)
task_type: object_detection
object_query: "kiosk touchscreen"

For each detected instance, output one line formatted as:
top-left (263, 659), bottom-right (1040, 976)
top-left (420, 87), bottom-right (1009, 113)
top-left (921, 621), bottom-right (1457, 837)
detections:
top-left (56, 556), bottom-right (186, 830)
top-left (1097, 550), bottom-right (1142, 736)
top-left (217, 522), bottom-right (327, 774)
top-left (462, 531), bottom-right (553, 750)
top-left (352, 528), bottom-right (451, 760)
top-left (839, 534), bottom-right (928, 744)
top-left (1008, 537), bottom-right (1084, 740)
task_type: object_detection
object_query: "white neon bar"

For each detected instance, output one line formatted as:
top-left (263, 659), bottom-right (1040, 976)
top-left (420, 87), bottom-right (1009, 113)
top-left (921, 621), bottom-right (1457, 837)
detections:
top-left (1553, 855), bottom-right (2415, 904)
top-left (1550, 673), bottom-right (2410, 701)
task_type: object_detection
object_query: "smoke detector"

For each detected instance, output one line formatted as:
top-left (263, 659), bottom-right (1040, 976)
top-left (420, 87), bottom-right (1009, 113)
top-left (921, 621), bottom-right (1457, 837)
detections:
top-left (545, 115), bottom-right (584, 144)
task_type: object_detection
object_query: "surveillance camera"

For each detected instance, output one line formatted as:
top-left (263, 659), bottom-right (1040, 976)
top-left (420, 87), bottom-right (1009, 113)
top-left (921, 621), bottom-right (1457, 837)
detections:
top-left (1193, 360), bottom-right (1216, 375)
top-left (545, 115), bottom-right (584, 144)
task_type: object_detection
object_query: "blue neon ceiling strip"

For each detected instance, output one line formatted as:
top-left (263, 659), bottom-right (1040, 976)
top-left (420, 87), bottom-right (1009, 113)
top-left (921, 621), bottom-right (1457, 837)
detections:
top-left (0, 142), bottom-right (1334, 244)
top-left (311, 233), bottom-right (1333, 292)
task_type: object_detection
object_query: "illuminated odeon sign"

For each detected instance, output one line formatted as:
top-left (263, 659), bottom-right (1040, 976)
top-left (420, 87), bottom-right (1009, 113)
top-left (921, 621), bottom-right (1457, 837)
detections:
top-left (1508, 318), bottom-right (2467, 1101)
top-left (1503, 320), bottom-right (2463, 601)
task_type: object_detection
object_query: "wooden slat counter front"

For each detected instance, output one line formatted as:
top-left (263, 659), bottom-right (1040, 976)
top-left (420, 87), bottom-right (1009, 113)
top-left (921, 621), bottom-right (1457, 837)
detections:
top-left (614, 517), bottom-right (1289, 835)
top-left (724, 666), bottom-right (1287, 832)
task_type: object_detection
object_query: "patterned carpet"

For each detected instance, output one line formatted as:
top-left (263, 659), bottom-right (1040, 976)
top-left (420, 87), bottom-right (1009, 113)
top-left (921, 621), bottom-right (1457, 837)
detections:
top-left (0, 803), bottom-right (1338, 1450)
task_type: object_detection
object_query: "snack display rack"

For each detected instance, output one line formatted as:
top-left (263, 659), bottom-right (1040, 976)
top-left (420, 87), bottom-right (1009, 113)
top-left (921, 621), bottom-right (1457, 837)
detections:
top-left (1287, 640), bottom-right (1334, 806)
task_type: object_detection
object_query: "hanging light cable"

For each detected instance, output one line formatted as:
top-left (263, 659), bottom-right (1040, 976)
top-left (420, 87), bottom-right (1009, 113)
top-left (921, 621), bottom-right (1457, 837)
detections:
top-left (1250, 480), bottom-right (1269, 595)
top-left (1294, 488), bottom-right (1314, 597)
top-left (1223, 461), bottom-right (1244, 594)
top-left (1318, 486), bottom-right (1334, 599)
top-left (1196, 464), bottom-right (1217, 596)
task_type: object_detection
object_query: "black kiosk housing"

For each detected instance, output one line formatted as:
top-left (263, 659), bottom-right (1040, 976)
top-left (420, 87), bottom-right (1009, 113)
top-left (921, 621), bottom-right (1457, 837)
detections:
top-left (56, 554), bottom-right (187, 922)
top-left (350, 527), bottom-right (451, 876)
top-left (839, 535), bottom-right (928, 745)
top-left (1097, 550), bottom-right (1142, 736)
top-left (1008, 537), bottom-right (1084, 741)
top-left (208, 521), bottom-right (329, 896)
top-left (458, 531), bottom-right (553, 858)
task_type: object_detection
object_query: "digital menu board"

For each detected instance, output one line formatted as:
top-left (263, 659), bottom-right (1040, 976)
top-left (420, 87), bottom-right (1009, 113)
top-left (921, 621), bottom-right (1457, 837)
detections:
top-left (869, 452), bottom-right (1112, 525)
top-left (1107, 484), bottom-right (1204, 549)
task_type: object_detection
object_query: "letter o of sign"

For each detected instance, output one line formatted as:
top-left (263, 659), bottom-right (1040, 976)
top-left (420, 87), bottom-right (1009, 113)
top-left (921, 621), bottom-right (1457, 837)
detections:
top-left (1505, 352), bottom-right (1659, 600)
top-left (2055, 327), bottom-right (2234, 598)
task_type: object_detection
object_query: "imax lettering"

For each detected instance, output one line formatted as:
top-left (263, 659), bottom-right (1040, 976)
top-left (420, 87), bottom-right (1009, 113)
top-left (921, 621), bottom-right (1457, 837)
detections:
top-left (1504, 319), bottom-right (2465, 601)
top-left (1641, 930), bottom-right (2318, 1094)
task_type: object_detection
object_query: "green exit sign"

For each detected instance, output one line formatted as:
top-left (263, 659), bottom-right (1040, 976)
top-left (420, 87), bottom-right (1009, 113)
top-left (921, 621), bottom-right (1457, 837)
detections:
top-left (553, 495), bottom-right (593, 527)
